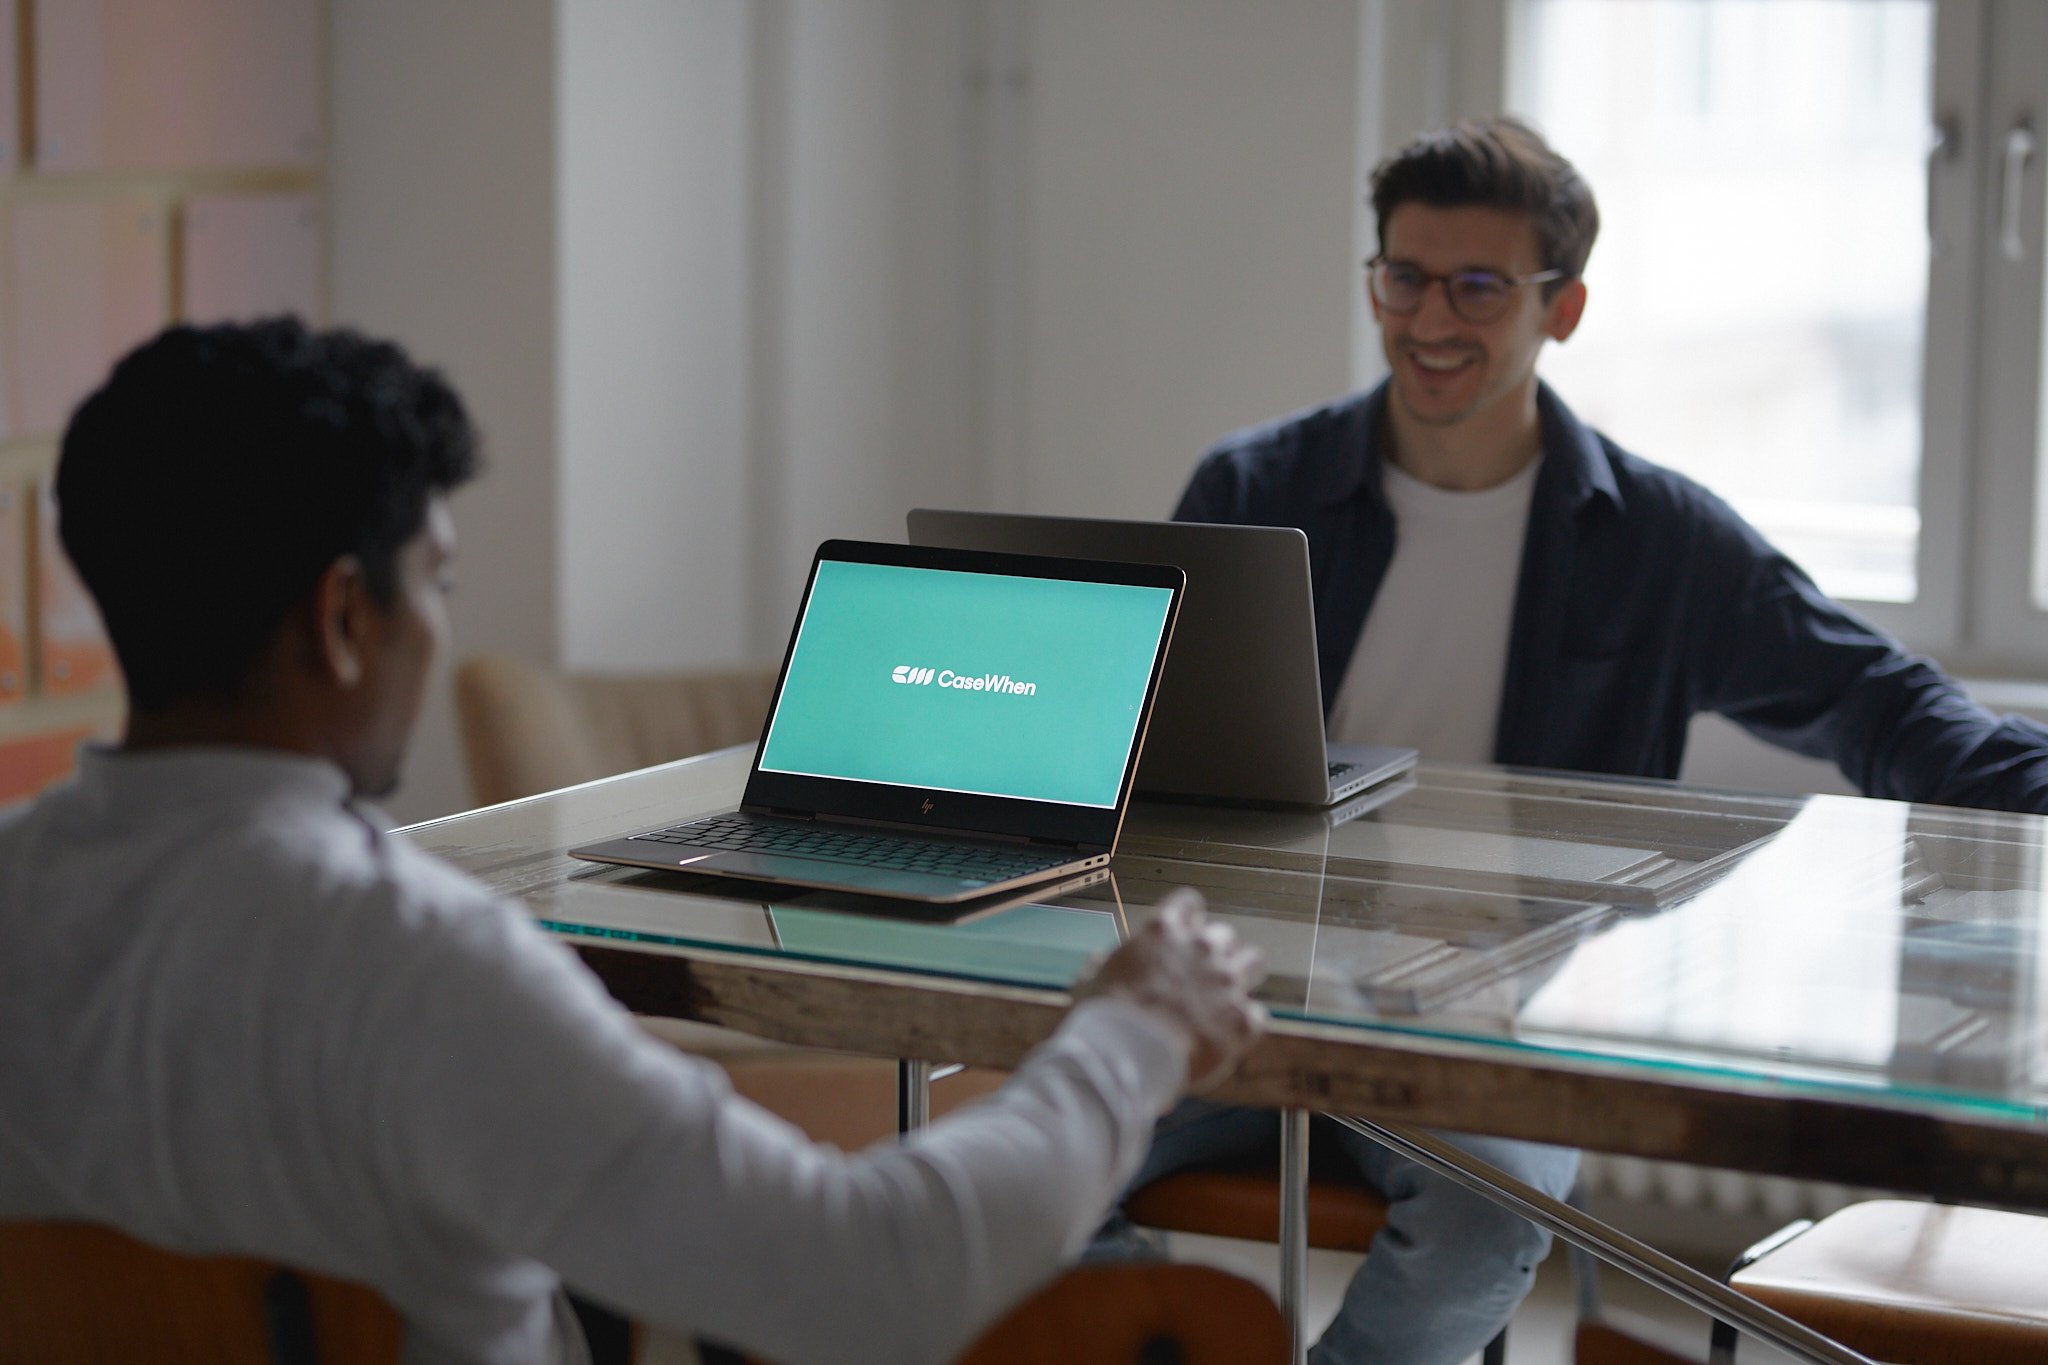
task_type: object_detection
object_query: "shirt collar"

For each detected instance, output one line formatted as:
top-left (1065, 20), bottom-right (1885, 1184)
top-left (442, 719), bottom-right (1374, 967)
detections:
top-left (1316, 379), bottom-right (1625, 515)
top-left (73, 744), bottom-right (355, 813)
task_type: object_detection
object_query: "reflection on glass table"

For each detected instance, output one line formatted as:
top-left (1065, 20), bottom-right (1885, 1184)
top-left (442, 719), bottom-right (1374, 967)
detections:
top-left (403, 745), bottom-right (2048, 1365)
top-left (468, 752), bottom-right (2048, 1128)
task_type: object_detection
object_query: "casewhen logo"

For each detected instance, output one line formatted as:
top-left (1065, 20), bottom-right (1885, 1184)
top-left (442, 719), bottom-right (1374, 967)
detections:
top-left (890, 664), bottom-right (1038, 696)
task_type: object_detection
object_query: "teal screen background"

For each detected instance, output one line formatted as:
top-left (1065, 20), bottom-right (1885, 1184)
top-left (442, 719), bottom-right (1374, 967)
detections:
top-left (758, 560), bottom-right (1174, 807)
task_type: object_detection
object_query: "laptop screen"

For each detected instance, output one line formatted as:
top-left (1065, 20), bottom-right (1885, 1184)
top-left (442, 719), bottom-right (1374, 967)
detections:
top-left (757, 557), bottom-right (1175, 809)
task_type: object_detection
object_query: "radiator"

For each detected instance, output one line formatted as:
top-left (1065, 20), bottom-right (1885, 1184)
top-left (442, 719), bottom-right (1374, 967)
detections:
top-left (1579, 1153), bottom-right (1862, 1224)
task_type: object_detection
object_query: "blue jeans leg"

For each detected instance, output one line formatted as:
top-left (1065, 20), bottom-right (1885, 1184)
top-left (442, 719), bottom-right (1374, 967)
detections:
top-left (1098, 1102), bottom-right (1578, 1365)
top-left (1308, 1124), bottom-right (1580, 1365)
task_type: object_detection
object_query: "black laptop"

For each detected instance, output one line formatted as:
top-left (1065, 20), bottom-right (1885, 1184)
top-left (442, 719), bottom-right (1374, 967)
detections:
top-left (569, 539), bottom-right (1183, 903)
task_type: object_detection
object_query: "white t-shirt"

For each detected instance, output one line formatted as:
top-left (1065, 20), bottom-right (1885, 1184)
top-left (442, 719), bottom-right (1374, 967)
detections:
top-left (0, 747), bottom-right (1187, 1365)
top-left (1325, 456), bottom-right (1540, 763)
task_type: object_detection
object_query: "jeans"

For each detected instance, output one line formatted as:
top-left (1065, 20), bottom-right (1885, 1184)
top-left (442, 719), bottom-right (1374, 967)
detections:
top-left (1101, 1100), bottom-right (1580, 1365)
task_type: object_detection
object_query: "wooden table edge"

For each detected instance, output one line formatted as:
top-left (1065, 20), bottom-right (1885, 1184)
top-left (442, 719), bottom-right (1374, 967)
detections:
top-left (566, 934), bottom-right (2048, 1213)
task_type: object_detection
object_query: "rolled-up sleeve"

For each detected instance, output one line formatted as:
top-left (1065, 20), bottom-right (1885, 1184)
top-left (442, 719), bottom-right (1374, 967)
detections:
top-left (1686, 510), bottom-right (2048, 813)
top-left (357, 897), bottom-right (1188, 1365)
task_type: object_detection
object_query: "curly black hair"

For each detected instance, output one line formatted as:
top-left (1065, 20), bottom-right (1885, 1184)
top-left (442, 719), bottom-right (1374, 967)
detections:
top-left (56, 317), bottom-right (481, 711)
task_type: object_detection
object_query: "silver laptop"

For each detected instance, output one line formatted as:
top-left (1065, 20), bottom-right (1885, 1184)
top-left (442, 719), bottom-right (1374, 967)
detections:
top-left (569, 538), bottom-right (1183, 903)
top-left (907, 510), bottom-right (1414, 807)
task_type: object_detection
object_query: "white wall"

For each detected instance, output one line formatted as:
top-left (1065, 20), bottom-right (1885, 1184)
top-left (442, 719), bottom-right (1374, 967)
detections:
top-left (755, 1), bottom-right (990, 649)
top-left (559, 1), bottom-right (991, 668)
top-left (1009, 1), bottom-right (1364, 517)
top-left (329, 0), bottom-right (559, 826)
top-left (557, 0), bottom-right (754, 672)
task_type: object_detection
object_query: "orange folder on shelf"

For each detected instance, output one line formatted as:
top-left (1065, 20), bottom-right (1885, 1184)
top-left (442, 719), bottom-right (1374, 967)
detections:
top-left (34, 482), bottom-right (117, 698)
top-left (0, 482), bottom-right (25, 704)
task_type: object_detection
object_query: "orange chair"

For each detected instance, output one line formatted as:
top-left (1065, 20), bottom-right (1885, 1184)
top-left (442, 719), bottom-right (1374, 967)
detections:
top-left (0, 1222), bottom-right (401, 1365)
top-left (1124, 1163), bottom-right (1393, 1255)
top-left (735, 1260), bottom-right (1290, 1364)
top-left (1709, 1200), bottom-right (2048, 1364)
top-left (4, 1226), bottom-right (1287, 1365)
top-left (1572, 1321), bottom-right (1695, 1365)
top-left (959, 1262), bottom-right (1289, 1364)
top-left (1124, 1160), bottom-right (1509, 1364)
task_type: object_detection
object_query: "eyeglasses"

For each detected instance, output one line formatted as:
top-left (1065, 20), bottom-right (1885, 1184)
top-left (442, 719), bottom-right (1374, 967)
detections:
top-left (1367, 256), bottom-right (1566, 324)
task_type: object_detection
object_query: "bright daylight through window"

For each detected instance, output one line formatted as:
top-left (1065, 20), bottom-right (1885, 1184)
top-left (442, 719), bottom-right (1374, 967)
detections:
top-left (1515, 0), bottom-right (1932, 605)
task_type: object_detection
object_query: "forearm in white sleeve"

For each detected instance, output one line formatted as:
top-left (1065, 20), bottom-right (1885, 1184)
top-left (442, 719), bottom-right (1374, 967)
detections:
top-left (534, 995), bottom-right (1186, 1365)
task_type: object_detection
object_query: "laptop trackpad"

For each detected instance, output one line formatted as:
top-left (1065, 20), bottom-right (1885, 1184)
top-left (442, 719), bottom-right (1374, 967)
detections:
top-left (696, 850), bottom-right (993, 899)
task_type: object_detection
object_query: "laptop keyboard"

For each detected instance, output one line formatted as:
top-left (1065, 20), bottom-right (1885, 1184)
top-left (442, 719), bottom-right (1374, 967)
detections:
top-left (630, 814), bottom-right (1077, 882)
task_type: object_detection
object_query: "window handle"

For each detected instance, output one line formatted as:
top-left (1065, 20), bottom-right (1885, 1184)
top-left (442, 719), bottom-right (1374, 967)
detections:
top-left (2000, 120), bottom-right (2036, 263)
top-left (1927, 114), bottom-right (1957, 241)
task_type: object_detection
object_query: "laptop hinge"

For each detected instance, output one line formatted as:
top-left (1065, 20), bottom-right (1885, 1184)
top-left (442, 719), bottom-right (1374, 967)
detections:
top-left (742, 804), bottom-right (1079, 848)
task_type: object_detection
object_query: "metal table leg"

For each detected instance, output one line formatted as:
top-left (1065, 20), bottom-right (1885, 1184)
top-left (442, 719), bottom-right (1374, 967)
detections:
top-left (1326, 1116), bottom-right (1877, 1365)
top-left (1280, 1107), bottom-right (1309, 1365)
top-left (898, 1058), bottom-right (931, 1135)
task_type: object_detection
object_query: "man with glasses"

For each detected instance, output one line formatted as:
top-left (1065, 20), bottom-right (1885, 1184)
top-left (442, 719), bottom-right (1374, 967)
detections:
top-left (1149, 118), bottom-right (2048, 1365)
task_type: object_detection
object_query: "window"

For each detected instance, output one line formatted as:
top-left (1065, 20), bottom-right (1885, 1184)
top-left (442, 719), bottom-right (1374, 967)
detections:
top-left (1416, 0), bottom-right (2048, 666)
top-left (1514, 0), bottom-right (1932, 607)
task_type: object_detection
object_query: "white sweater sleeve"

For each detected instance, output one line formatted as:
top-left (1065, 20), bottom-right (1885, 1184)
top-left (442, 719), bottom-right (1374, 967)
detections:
top-left (355, 895), bottom-right (1188, 1365)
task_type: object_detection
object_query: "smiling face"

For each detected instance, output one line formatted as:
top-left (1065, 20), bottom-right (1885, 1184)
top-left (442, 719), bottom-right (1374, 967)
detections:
top-left (1374, 203), bottom-right (1585, 434)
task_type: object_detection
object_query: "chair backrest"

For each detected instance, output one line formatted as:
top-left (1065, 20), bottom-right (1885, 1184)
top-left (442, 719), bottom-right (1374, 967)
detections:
top-left (0, 1222), bottom-right (401, 1365)
top-left (1125, 1166), bottom-right (1390, 1254)
top-left (956, 1262), bottom-right (1290, 1365)
top-left (453, 654), bottom-right (777, 806)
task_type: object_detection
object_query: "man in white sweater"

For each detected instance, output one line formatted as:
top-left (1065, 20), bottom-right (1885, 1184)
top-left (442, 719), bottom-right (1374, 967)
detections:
top-left (0, 319), bottom-right (1266, 1365)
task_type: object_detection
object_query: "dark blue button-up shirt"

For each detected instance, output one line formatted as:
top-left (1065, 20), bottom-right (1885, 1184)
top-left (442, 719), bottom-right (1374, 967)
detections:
top-left (1175, 381), bottom-right (2048, 813)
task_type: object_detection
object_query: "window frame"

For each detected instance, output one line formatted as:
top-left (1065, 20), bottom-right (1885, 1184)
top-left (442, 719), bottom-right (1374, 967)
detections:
top-left (1367, 0), bottom-right (2048, 677)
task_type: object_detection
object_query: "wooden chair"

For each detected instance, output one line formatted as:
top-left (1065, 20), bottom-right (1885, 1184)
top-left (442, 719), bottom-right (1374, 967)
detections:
top-left (730, 1261), bottom-right (1288, 1365)
top-left (3, 1227), bottom-right (1287, 1365)
top-left (0, 1222), bottom-right (402, 1365)
top-left (1708, 1199), bottom-right (2048, 1364)
top-left (958, 1262), bottom-right (1289, 1364)
top-left (1124, 1161), bottom-right (1509, 1364)
top-left (1573, 1321), bottom-right (1695, 1364)
top-left (452, 654), bottom-right (778, 810)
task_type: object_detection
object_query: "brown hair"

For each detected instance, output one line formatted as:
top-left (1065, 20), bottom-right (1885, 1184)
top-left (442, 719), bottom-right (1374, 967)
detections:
top-left (1369, 117), bottom-right (1598, 292)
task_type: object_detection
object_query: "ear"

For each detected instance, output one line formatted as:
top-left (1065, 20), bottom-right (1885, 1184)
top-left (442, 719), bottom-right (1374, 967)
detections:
top-left (1544, 278), bottom-right (1587, 343)
top-left (1364, 266), bottom-right (1385, 325)
top-left (310, 556), bottom-right (373, 689)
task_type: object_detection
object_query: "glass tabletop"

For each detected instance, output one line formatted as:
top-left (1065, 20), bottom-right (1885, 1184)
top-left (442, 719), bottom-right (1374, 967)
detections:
top-left (403, 746), bottom-right (2048, 1128)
